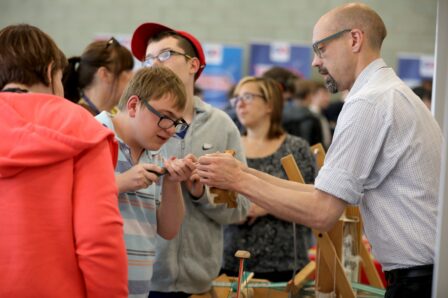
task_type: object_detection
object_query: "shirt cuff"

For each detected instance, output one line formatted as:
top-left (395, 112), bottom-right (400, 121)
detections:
top-left (190, 185), bottom-right (213, 205)
top-left (315, 167), bottom-right (363, 205)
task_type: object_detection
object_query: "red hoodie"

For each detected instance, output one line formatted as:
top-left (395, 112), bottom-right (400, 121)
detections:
top-left (0, 93), bottom-right (128, 297)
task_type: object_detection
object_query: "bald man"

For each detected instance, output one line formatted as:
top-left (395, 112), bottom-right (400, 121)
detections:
top-left (197, 3), bottom-right (442, 297)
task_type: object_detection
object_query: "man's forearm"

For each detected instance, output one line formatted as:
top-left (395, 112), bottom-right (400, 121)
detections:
top-left (246, 167), bottom-right (314, 192)
top-left (234, 171), bottom-right (345, 231)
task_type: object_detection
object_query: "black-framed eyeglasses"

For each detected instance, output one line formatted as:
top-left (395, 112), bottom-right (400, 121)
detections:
top-left (143, 50), bottom-right (192, 67)
top-left (141, 98), bottom-right (189, 133)
top-left (312, 29), bottom-right (352, 58)
top-left (230, 92), bottom-right (266, 108)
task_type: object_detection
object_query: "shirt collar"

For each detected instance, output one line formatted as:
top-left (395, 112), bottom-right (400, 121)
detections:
top-left (97, 111), bottom-right (162, 155)
top-left (346, 58), bottom-right (387, 101)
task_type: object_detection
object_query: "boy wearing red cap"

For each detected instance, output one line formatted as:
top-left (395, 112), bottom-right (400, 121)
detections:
top-left (131, 23), bottom-right (250, 297)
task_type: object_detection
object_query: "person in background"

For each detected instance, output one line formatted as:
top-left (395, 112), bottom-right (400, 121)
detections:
top-left (263, 67), bottom-right (323, 146)
top-left (0, 24), bottom-right (128, 297)
top-left (412, 79), bottom-right (432, 110)
top-left (63, 37), bottom-right (134, 115)
top-left (222, 84), bottom-right (243, 131)
top-left (193, 84), bottom-right (203, 98)
top-left (309, 81), bottom-right (332, 148)
top-left (197, 3), bottom-right (442, 298)
top-left (96, 66), bottom-right (195, 298)
top-left (322, 90), bottom-right (346, 137)
top-left (221, 76), bottom-right (316, 283)
top-left (130, 22), bottom-right (250, 297)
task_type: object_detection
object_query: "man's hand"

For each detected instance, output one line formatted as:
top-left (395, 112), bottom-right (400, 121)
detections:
top-left (196, 153), bottom-right (246, 191)
top-left (115, 163), bottom-right (162, 193)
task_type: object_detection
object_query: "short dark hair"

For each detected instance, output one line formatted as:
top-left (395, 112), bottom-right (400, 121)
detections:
top-left (63, 37), bottom-right (134, 101)
top-left (295, 80), bottom-right (316, 100)
top-left (0, 24), bottom-right (67, 90)
top-left (262, 67), bottom-right (299, 95)
top-left (412, 86), bottom-right (432, 101)
top-left (150, 31), bottom-right (197, 59)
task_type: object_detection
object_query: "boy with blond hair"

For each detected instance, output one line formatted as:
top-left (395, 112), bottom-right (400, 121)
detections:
top-left (96, 66), bottom-right (195, 297)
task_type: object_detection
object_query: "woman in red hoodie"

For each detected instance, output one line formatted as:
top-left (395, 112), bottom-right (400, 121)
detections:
top-left (0, 24), bottom-right (128, 297)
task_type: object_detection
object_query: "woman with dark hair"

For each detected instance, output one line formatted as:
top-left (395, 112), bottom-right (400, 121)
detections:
top-left (221, 76), bottom-right (316, 283)
top-left (0, 24), bottom-right (127, 297)
top-left (63, 38), bottom-right (134, 115)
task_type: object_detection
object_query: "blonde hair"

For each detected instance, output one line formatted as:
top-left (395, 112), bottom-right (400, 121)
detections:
top-left (234, 76), bottom-right (284, 139)
top-left (118, 66), bottom-right (187, 111)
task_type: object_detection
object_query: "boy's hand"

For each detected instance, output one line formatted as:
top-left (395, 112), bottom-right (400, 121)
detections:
top-left (115, 163), bottom-right (162, 193)
top-left (164, 155), bottom-right (196, 183)
top-left (184, 154), bottom-right (205, 198)
top-left (246, 203), bottom-right (268, 225)
top-left (186, 170), bottom-right (205, 199)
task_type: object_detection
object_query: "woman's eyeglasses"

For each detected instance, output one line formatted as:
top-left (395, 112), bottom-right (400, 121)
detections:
top-left (230, 92), bottom-right (266, 108)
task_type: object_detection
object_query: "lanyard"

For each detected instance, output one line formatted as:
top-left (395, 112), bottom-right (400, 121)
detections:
top-left (81, 94), bottom-right (101, 115)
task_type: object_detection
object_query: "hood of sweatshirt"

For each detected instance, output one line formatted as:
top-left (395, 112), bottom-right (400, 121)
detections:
top-left (0, 92), bottom-right (117, 178)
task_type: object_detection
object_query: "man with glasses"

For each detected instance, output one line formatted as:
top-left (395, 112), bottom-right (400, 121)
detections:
top-left (197, 3), bottom-right (442, 298)
top-left (96, 66), bottom-right (197, 298)
top-left (131, 22), bottom-right (250, 298)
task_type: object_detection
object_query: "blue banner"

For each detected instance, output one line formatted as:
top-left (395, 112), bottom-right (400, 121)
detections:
top-left (196, 44), bottom-right (243, 109)
top-left (397, 53), bottom-right (434, 87)
top-left (249, 42), bottom-right (312, 78)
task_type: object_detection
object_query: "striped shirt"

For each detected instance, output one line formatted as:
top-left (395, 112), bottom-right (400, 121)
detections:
top-left (315, 59), bottom-right (442, 271)
top-left (96, 112), bottom-right (165, 297)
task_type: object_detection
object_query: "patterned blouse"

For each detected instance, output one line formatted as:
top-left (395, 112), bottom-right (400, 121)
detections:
top-left (222, 134), bottom-right (316, 277)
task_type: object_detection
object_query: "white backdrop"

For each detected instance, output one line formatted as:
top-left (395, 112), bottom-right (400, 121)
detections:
top-left (432, 0), bottom-right (448, 296)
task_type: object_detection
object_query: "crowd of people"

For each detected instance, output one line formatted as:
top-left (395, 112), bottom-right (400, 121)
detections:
top-left (0, 3), bottom-right (442, 298)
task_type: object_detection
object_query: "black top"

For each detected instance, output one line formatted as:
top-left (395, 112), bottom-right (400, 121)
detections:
top-left (222, 134), bottom-right (316, 279)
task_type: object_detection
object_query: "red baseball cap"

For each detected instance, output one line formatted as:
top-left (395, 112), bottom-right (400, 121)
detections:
top-left (131, 22), bottom-right (206, 80)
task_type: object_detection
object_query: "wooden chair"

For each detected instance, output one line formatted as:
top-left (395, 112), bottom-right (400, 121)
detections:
top-left (310, 143), bottom-right (326, 171)
top-left (280, 144), bottom-right (384, 297)
top-left (197, 144), bottom-right (384, 297)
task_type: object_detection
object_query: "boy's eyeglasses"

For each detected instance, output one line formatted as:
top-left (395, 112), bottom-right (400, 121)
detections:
top-left (141, 98), bottom-right (189, 133)
top-left (230, 92), bottom-right (266, 108)
top-left (143, 50), bottom-right (192, 67)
